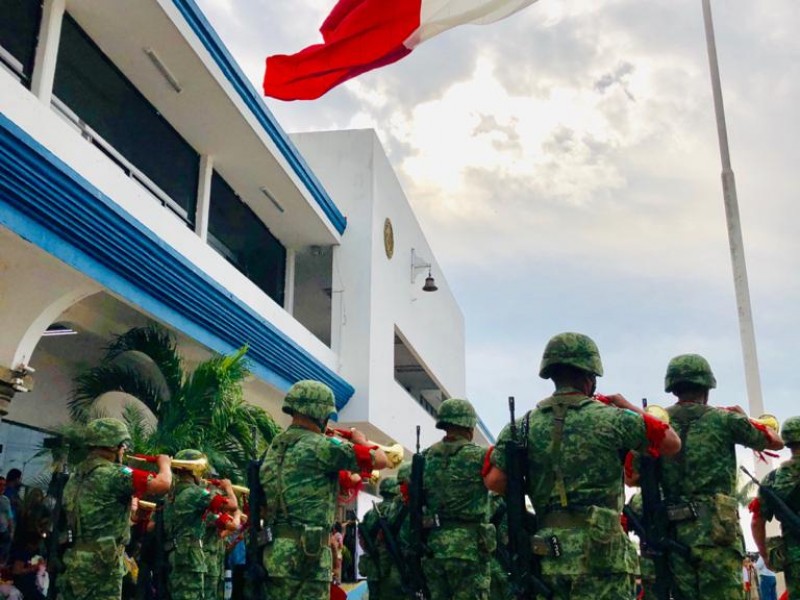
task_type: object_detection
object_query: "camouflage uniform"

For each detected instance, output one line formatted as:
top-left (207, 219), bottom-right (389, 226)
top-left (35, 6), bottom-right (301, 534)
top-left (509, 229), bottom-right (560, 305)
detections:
top-left (359, 478), bottom-right (404, 600)
top-left (165, 450), bottom-right (228, 600)
top-left (488, 494), bottom-right (511, 600)
top-left (260, 380), bottom-right (374, 600)
top-left (659, 354), bottom-right (769, 600)
top-left (60, 418), bottom-right (152, 600)
top-left (492, 333), bottom-right (646, 599)
top-left (757, 417), bottom-right (800, 599)
top-left (422, 398), bottom-right (493, 600)
top-left (203, 495), bottom-right (226, 599)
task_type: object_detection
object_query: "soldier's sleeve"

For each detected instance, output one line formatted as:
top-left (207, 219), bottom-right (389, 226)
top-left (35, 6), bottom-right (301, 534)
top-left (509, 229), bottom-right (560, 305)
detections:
top-left (489, 423), bottom-right (513, 472)
top-left (318, 435), bottom-right (363, 474)
top-left (728, 411), bottom-right (770, 451)
top-left (114, 465), bottom-right (152, 500)
top-left (185, 485), bottom-right (225, 515)
top-left (614, 408), bottom-right (650, 452)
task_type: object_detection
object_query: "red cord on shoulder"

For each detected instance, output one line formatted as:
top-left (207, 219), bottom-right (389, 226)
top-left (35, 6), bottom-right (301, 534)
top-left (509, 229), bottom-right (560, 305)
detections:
top-left (748, 497), bottom-right (762, 517)
top-left (130, 468), bottom-right (151, 498)
top-left (353, 444), bottom-right (374, 472)
top-left (642, 412), bottom-right (669, 458)
top-left (215, 513), bottom-right (233, 531)
top-left (481, 446), bottom-right (495, 477)
top-left (624, 451), bottom-right (635, 481)
top-left (399, 482), bottom-right (410, 505)
top-left (208, 493), bottom-right (228, 514)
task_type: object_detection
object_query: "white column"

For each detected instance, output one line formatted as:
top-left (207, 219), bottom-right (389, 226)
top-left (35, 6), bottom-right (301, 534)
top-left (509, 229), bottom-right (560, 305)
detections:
top-left (701, 0), bottom-right (764, 418)
top-left (195, 155), bottom-right (213, 241)
top-left (284, 248), bottom-right (296, 315)
top-left (30, 0), bottom-right (65, 105)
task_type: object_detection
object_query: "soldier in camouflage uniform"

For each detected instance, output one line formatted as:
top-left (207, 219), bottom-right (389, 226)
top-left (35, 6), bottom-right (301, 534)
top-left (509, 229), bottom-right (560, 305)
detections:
top-left (202, 478), bottom-right (235, 600)
top-left (60, 418), bottom-right (172, 600)
top-left (359, 477), bottom-right (402, 600)
top-left (485, 332), bottom-right (681, 599)
top-left (751, 416), bottom-right (800, 598)
top-left (422, 398), bottom-right (493, 600)
top-left (659, 354), bottom-right (783, 600)
top-left (260, 380), bottom-right (389, 600)
top-left (488, 493), bottom-right (511, 600)
top-left (165, 449), bottom-right (240, 600)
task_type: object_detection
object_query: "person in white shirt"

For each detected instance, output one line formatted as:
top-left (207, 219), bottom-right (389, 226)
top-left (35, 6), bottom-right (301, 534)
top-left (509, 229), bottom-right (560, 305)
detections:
top-left (756, 555), bottom-right (777, 600)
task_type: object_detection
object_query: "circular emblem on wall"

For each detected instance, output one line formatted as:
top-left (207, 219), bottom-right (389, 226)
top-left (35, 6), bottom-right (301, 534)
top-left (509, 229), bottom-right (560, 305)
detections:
top-left (383, 218), bottom-right (394, 259)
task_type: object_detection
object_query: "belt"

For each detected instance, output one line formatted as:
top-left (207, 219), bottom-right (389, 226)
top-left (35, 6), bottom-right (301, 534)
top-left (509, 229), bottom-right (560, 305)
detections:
top-left (539, 511), bottom-right (591, 529)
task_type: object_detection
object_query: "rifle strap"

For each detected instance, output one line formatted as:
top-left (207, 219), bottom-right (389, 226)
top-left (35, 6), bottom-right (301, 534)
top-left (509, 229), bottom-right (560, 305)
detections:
top-left (669, 404), bottom-right (712, 497)
top-left (549, 399), bottom-right (573, 508)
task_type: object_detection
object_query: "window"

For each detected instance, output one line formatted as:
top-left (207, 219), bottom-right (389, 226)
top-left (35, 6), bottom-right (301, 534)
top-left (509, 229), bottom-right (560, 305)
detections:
top-left (208, 172), bottom-right (286, 305)
top-left (53, 15), bottom-right (198, 222)
top-left (394, 330), bottom-right (446, 416)
top-left (0, 0), bottom-right (43, 83)
top-left (293, 245), bottom-right (333, 346)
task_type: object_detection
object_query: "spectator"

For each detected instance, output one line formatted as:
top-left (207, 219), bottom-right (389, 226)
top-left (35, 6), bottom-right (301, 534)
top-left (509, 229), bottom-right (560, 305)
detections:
top-left (0, 479), bottom-right (13, 566)
top-left (330, 522), bottom-right (344, 585)
top-left (756, 555), bottom-right (777, 600)
top-left (743, 555), bottom-right (760, 600)
top-left (9, 535), bottom-right (46, 600)
top-left (3, 471), bottom-right (22, 524)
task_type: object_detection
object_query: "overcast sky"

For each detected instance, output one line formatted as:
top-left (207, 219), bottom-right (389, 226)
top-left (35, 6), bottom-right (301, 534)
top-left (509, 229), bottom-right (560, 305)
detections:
top-left (195, 1), bottom-right (799, 453)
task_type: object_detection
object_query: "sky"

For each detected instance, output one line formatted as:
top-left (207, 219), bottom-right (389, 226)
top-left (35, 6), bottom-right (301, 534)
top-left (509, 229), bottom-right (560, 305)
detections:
top-left (194, 0), bottom-right (800, 454)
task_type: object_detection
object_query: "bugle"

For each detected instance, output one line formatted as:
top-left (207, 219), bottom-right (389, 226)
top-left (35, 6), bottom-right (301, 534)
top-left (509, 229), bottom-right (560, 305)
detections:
top-left (205, 478), bottom-right (250, 496)
top-left (752, 413), bottom-right (779, 433)
top-left (137, 500), bottom-right (157, 511)
top-left (127, 453), bottom-right (208, 473)
top-left (325, 428), bottom-right (405, 469)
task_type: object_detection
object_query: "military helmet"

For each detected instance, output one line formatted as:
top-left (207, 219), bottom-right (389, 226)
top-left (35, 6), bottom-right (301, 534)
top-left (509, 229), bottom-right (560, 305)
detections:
top-left (664, 354), bottom-right (717, 393)
top-left (173, 448), bottom-right (209, 476)
top-left (379, 477), bottom-right (399, 499)
top-left (87, 417), bottom-right (131, 448)
top-left (396, 462), bottom-right (412, 484)
top-left (781, 417), bottom-right (800, 445)
top-left (539, 332), bottom-right (604, 379)
top-left (436, 398), bottom-right (478, 430)
top-left (282, 380), bottom-right (336, 421)
top-left (174, 448), bottom-right (206, 461)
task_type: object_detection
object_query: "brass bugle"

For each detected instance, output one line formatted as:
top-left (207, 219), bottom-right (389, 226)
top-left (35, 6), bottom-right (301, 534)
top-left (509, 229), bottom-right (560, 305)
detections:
top-left (137, 500), bottom-right (157, 511)
top-left (644, 404), bottom-right (670, 425)
top-left (205, 478), bottom-right (250, 496)
top-left (752, 413), bottom-right (779, 433)
top-left (127, 454), bottom-right (209, 472)
top-left (325, 428), bottom-right (405, 469)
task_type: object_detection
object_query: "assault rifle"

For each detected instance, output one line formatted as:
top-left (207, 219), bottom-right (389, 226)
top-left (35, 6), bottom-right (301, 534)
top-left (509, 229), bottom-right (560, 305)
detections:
top-left (741, 466), bottom-right (800, 536)
top-left (151, 498), bottom-right (169, 599)
top-left (245, 430), bottom-right (270, 600)
top-left (407, 426), bottom-right (430, 600)
top-left (374, 502), bottom-right (419, 598)
top-left (505, 397), bottom-right (552, 599)
top-left (621, 398), bottom-right (690, 600)
top-left (44, 441), bottom-right (69, 600)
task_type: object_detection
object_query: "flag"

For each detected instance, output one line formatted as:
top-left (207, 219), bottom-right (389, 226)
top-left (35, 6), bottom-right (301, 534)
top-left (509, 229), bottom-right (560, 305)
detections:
top-left (263, 0), bottom-right (539, 101)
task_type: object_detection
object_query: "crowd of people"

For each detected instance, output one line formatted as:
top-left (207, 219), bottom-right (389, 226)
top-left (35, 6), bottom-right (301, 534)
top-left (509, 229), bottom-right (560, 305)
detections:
top-left (0, 331), bottom-right (798, 600)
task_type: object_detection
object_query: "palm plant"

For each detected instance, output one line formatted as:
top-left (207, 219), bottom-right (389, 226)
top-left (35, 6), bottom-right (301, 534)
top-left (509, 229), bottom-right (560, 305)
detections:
top-left (67, 325), bottom-right (279, 481)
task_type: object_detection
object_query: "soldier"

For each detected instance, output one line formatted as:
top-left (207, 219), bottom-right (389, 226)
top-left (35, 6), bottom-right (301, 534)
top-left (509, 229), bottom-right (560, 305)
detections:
top-left (484, 332), bottom-right (682, 599)
top-left (488, 493), bottom-right (511, 600)
top-left (658, 354), bottom-right (783, 600)
top-left (165, 449), bottom-right (240, 600)
top-left (359, 477), bottom-right (400, 600)
top-left (751, 416), bottom-right (800, 598)
top-left (260, 380), bottom-right (389, 600)
top-left (203, 477), bottom-right (240, 600)
top-left (60, 417), bottom-right (172, 600)
top-left (421, 397), bottom-right (493, 600)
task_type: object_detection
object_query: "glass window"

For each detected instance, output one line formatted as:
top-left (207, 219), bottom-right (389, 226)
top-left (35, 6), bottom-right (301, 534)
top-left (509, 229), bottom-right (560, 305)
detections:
top-left (0, 0), bottom-right (43, 82)
top-left (208, 172), bottom-right (286, 305)
top-left (53, 14), bottom-right (198, 221)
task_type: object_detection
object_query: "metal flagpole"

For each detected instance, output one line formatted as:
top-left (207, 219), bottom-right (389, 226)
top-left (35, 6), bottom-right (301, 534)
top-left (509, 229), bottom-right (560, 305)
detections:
top-left (700, 0), bottom-right (765, 420)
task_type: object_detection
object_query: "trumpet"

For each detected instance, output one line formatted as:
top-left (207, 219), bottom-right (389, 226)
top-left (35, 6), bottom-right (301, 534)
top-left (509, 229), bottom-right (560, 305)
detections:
top-left (137, 500), bottom-right (157, 511)
top-left (127, 454), bottom-right (209, 474)
top-left (752, 413), bottom-right (779, 433)
top-left (326, 428), bottom-right (405, 469)
top-left (644, 404), bottom-right (670, 424)
top-left (205, 478), bottom-right (250, 496)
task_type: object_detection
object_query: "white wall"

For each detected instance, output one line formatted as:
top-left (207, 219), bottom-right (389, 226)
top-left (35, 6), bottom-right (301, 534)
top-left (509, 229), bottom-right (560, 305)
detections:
top-left (291, 130), bottom-right (467, 450)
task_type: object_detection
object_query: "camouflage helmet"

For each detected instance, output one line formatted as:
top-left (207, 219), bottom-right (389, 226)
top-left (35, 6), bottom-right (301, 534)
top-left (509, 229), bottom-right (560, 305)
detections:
top-left (781, 417), bottom-right (800, 445)
top-left (87, 417), bottom-right (131, 448)
top-left (396, 462), bottom-right (412, 484)
top-left (173, 448), bottom-right (209, 475)
top-left (379, 477), bottom-right (399, 499)
top-left (539, 332), bottom-right (603, 379)
top-left (174, 448), bottom-right (206, 461)
top-left (664, 354), bottom-right (717, 393)
top-left (436, 398), bottom-right (478, 430)
top-left (282, 380), bottom-right (336, 422)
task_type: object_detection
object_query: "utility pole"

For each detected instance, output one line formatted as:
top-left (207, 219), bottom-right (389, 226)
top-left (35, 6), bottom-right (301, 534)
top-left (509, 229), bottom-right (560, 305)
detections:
top-left (700, 0), bottom-right (764, 420)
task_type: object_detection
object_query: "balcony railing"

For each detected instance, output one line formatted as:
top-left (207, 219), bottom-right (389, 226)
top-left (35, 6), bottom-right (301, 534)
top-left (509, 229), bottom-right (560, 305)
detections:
top-left (50, 95), bottom-right (192, 226)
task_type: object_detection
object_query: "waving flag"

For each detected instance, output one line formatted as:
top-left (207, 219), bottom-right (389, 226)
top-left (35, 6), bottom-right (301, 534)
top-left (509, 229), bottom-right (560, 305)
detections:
top-left (263, 0), bottom-right (539, 101)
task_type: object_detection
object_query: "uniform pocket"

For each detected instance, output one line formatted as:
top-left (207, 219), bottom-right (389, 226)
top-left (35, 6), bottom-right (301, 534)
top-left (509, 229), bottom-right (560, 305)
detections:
top-left (709, 494), bottom-right (738, 547)
top-left (478, 523), bottom-right (497, 555)
top-left (584, 507), bottom-right (632, 573)
top-left (300, 526), bottom-right (326, 558)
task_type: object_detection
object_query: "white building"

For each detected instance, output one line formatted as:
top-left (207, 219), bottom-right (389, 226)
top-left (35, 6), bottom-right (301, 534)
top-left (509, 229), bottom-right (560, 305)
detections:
top-left (0, 0), bottom-right (489, 477)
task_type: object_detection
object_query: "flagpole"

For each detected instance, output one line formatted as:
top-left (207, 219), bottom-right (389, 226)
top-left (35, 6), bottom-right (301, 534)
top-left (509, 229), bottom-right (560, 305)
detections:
top-left (701, 0), bottom-right (767, 459)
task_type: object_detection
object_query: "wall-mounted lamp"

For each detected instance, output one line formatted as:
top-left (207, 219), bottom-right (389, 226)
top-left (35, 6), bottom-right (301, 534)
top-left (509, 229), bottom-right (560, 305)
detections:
top-left (143, 47), bottom-right (182, 93)
top-left (410, 248), bottom-right (438, 292)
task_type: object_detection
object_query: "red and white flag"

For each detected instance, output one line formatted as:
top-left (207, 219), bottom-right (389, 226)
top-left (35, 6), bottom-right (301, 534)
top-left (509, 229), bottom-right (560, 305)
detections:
top-left (263, 0), bottom-right (539, 101)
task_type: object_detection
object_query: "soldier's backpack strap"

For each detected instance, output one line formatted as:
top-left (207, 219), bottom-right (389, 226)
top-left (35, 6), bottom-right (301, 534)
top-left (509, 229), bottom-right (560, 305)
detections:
top-left (65, 461), bottom-right (105, 541)
top-left (271, 430), bottom-right (303, 523)
top-left (538, 395), bottom-right (590, 508)
top-left (668, 404), bottom-right (713, 498)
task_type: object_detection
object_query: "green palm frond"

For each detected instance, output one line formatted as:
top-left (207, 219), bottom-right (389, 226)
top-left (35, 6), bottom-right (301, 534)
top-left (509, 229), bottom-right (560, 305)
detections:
top-left (104, 326), bottom-right (184, 398)
top-left (69, 365), bottom-right (166, 422)
top-left (121, 402), bottom-right (156, 454)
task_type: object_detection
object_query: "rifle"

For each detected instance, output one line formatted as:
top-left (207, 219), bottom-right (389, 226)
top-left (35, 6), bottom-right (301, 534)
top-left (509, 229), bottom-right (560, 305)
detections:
top-left (625, 398), bottom-right (691, 600)
top-left (741, 466), bottom-right (800, 536)
top-left (407, 426), bottom-right (430, 600)
top-left (373, 501), bottom-right (419, 598)
top-left (45, 450), bottom-right (70, 600)
top-left (245, 430), bottom-right (270, 600)
top-left (505, 396), bottom-right (552, 599)
top-left (151, 498), bottom-right (169, 599)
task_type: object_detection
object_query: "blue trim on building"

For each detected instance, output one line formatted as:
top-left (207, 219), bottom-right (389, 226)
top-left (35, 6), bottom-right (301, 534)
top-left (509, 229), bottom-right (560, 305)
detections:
top-left (0, 113), bottom-right (354, 409)
top-left (477, 416), bottom-right (496, 445)
top-left (170, 0), bottom-right (348, 235)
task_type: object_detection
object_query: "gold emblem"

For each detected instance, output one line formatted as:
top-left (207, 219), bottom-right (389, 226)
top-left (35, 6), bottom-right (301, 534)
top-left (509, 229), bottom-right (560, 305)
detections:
top-left (383, 218), bottom-right (394, 259)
